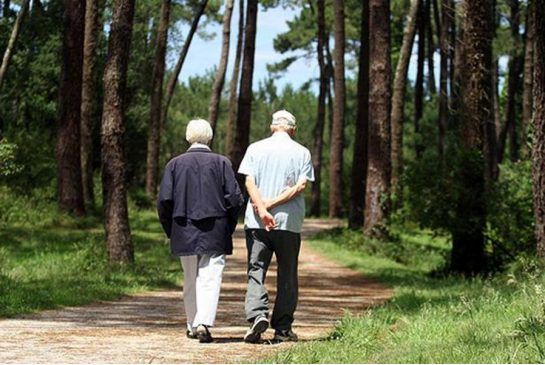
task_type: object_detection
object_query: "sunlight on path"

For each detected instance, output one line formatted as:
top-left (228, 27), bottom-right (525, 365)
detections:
top-left (0, 219), bottom-right (392, 363)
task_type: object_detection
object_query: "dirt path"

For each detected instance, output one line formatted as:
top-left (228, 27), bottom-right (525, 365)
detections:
top-left (0, 219), bottom-right (392, 363)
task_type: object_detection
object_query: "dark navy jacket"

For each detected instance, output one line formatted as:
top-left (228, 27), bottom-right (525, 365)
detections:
top-left (157, 148), bottom-right (244, 256)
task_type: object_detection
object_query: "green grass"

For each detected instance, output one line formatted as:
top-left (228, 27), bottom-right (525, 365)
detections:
top-left (269, 228), bottom-right (545, 363)
top-left (0, 190), bottom-right (181, 317)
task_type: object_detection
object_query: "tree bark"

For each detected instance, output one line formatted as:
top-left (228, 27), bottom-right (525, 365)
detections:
top-left (364, 0), bottom-right (391, 237)
top-left (310, 0), bottom-right (327, 217)
top-left (391, 0), bottom-right (420, 195)
top-left (438, 0), bottom-right (453, 158)
top-left (0, 0), bottom-right (29, 90)
top-left (231, 0), bottom-right (258, 172)
top-left (414, 0), bottom-right (426, 158)
top-left (225, 0), bottom-right (244, 161)
top-left (522, 0), bottom-right (535, 158)
top-left (451, 0), bottom-right (493, 274)
top-left (348, 0), bottom-right (370, 228)
top-left (499, 0), bottom-right (522, 163)
top-left (328, 0), bottom-right (346, 218)
top-left (533, 0), bottom-right (545, 257)
top-left (101, 0), bottom-right (136, 264)
top-left (161, 0), bottom-right (208, 130)
top-left (80, 0), bottom-right (101, 209)
top-left (56, 0), bottom-right (85, 216)
top-left (208, 0), bottom-right (234, 135)
top-left (426, 0), bottom-right (437, 94)
top-left (145, 0), bottom-right (171, 199)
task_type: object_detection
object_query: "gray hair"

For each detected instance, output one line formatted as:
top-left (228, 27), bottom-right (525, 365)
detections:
top-left (271, 110), bottom-right (296, 128)
top-left (186, 119), bottom-right (213, 145)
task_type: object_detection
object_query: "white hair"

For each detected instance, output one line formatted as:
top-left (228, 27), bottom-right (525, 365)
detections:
top-left (271, 110), bottom-right (296, 128)
top-left (186, 119), bottom-right (213, 145)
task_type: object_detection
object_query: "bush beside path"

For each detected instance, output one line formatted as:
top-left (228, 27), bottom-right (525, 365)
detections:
top-left (0, 219), bottom-right (392, 363)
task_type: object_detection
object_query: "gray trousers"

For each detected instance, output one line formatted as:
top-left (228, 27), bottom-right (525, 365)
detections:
top-left (245, 229), bottom-right (301, 331)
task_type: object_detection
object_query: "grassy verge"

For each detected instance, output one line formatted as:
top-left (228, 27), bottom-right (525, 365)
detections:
top-left (269, 227), bottom-right (545, 363)
top-left (0, 189), bottom-right (180, 317)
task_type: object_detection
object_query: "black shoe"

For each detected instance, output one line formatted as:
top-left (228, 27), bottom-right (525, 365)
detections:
top-left (195, 324), bottom-right (213, 343)
top-left (244, 315), bottom-right (269, 343)
top-left (273, 329), bottom-right (298, 342)
top-left (186, 329), bottom-right (197, 339)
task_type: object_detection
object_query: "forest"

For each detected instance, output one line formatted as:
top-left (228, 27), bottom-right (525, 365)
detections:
top-left (1, 0), bottom-right (545, 362)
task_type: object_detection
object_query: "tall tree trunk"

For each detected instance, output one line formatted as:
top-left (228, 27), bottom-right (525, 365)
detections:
top-left (328, 0), bottom-right (346, 218)
top-left (499, 0), bottom-right (522, 163)
top-left (348, 0), bottom-right (370, 228)
top-left (391, 0), bottom-right (421, 195)
top-left (161, 0), bottom-right (208, 130)
top-left (310, 0), bottom-right (327, 217)
top-left (231, 0), bottom-right (258, 172)
top-left (438, 0), bottom-right (452, 157)
top-left (364, 0), bottom-right (391, 237)
top-left (208, 0), bottom-right (234, 135)
top-left (80, 0), bottom-right (101, 209)
top-left (2, 0), bottom-right (10, 18)
top-left (101, 0), bottom-right (135, 264)
top-left (225, 0), bottom-right (244, 160)
top-left (56, 0), bottom-right (85, 216)
top-left (414, 0), bottom-right (426, 158)
top-left (522, 0), bottom-right (535, 158)
top-left (451, 0), bottom-right (493, 274)
top-left (0, 0), bottom-right (29, 90)
top-left (534, 0), bottom-right (545, 257)
top-left (145, 0), bottom-right (171, 199)
top-left (426, 0), bottom-right (437, 94)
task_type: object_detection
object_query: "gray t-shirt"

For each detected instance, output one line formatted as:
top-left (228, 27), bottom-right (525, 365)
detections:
top-left (238, 132), bottom-right (315, 233)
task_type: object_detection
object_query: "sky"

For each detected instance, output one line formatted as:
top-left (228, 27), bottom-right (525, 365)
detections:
top-left (171, 5), bottom-right (320, 92)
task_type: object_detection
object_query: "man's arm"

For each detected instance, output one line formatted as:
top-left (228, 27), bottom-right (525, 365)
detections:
top-left (245, 175), bottom-right (277, 231)
top-left (157, 163), bottom-right (174, 238)
top-left (263, 177), bottom-right (308, 210)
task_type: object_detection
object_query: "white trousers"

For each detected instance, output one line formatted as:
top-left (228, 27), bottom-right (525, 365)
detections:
top-left (180, 254), bottom-right (225, 331)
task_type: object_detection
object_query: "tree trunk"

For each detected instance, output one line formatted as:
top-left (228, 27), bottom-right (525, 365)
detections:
top-left (522, 0), bottom-right (535, 158)
top-left (426, 0), bottom-right (437, 94)
top-left (364, 0), bottom-right (391, 237)
top-left (208, 0), bottom-right (234, 135)
top-left (231, 0), bottom-right (258, 172)
top-left (438, 0), bottom-right (453, 158)
top-left (80, 0), bottom-right (101, 209)
top-left (101, 0), bottom-right (136, 264)
top-left (499, 0), bottom-right (522, 163)
top-left (310, 0), bottom-right (327, 217)
top-left (145, 0), bottom-right (171, 199)
top-left (414, 0), bottom-right (425, 158)
top-left (0, 0), bottom-right (29, 90)
top-left (225, 0), bottom-right (244, 161)
top-left (348, 0), bottom-right (370, 228)
top-left (391, 0), bottom-right (420, 195)
top-left (161, 0), bottom-right (208, 130)
top-left (56, 0), bottom-right (85, 216)
top-left (2, 0), bottom-right (10, 18)
top-left (534, 0), bottom-right (545, 257)
top-left (451, 0), bottom-right (493, 274)
top-left (328, 0), bottom-right (346, 218)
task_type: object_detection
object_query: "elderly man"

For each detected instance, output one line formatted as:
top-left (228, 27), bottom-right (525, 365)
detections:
top-left (157, 119), bottom-right (244, 343)
top-left (238, 110), bottom-right (315, 343)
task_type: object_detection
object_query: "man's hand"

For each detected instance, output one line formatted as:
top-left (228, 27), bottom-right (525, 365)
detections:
top-left (258, 207), bottom-right (277, 231)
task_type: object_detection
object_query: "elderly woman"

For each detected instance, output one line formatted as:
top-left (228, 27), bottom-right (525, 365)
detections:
top-left (157, 119), bottom-right (244, 343)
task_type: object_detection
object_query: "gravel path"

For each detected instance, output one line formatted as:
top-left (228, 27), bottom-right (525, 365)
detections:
top-left (0, 219), bottom-right (392, 363)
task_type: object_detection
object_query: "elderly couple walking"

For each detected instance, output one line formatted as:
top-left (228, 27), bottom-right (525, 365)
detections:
top-left (157, 110), bottom-right (314, 344)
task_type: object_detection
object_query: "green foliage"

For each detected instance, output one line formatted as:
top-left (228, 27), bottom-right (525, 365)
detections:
top-left (269, 229), bottom-right (545, 364)
top-left (487, 161), bottom-right (535, 262)
top-left (0, 139), bottom-right (23, 178)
